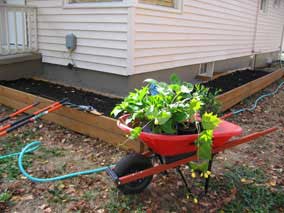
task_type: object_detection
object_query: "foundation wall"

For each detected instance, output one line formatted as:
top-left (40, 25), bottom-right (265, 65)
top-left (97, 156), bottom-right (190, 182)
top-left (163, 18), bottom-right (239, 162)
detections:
top-left (39, 51), bottom-right (279, 96)
top-left (0, 53), bottom-right (42, 81)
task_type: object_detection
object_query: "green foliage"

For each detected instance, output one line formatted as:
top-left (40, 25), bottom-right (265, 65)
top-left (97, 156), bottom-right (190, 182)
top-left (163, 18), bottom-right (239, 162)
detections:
top-left (129, 127), bottom-right (142, 140)
top-left (0, 133), bottom-right (35, 180)
top-left (0, 191), bottom-right (12, 202)
top-left (111, 74), bottom-right (221, 172)
top-left (105, 188), bottom-right (144, 212)
top-left (194, 84), bottom-right (221, 115)
top-left (222, 166), bottom-right (284, 212)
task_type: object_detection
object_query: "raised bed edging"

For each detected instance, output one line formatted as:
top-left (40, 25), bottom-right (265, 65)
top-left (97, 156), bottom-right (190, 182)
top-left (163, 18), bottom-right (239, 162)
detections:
top-left (0, 68), bottom-right (283, 152)
top-left (216, 69), bottom-right (284, 111)
top-left (0, 87), bottom-right (144, 152)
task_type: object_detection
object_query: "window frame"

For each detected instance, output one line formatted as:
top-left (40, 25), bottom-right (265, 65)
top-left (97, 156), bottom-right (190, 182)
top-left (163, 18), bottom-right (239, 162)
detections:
top-left (63, 0), bottom-right (131, 9)
top-left (136, 0), bottom-right (183, 13)
top-left (198, 62), bottom-right (215, 77)
top-left (63, 0), bottom-right (183, 11)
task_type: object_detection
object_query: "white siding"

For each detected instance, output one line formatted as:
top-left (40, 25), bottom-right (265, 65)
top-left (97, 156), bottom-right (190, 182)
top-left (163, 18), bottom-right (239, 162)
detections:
top-left (24, 0), bottom-right (284, 76)
top-left (27, 0), bottom-right (129, 75)
top-left (254, 0), bottom-right (284, 53)
top-left (133, 0), bottom-right (284, 74)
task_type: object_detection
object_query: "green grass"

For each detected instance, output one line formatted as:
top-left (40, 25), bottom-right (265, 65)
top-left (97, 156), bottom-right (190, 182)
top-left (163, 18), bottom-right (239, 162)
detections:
top-left (36, 146), bottom-right (66, 159)
top-left (48, 182), bottom-right (78, 204)
top-left (221, 166), bottom-right (284, 212)
top-left (104, 187), bottom-right (145, 212)
top-left (0, 128), bottom-right (67, 180)
top-left (82, 190), bottom-right (99, 201)
top-left (0, 130), bottom-right (40, 180)
top-left (0, 191), bottom-right (12, 202)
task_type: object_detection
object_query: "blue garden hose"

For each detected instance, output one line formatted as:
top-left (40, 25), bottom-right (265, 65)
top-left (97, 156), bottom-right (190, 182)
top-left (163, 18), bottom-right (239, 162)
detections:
top-left (0, 141), bottom-right (114, 183)
top-left (0, 143), bottom-right (40, 160)
top-left (232, 80), bottom-right (284, 115)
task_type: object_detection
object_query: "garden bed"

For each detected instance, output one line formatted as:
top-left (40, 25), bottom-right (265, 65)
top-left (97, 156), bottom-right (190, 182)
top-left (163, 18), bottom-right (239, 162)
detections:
top-left (0, 68), bottom-right (282, 151)
top-left (0, 78), bottom-right (122, 116)
top-left (202, 69), bottom-right (269, 94)
top-left (0, 78), bottom-right (284, 212)
top-left (0, 69), bottom-right (280, 115)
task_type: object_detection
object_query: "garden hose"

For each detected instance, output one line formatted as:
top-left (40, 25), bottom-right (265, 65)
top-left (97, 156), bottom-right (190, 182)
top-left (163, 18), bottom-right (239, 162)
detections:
top-left (0, 141), bottom-right (114, 183)
top-left (0, 143), bottom-right (40, 160)
top-left (18, 141), bottom-right (115, 183)
top-left (232, 80), bottom-right (284, 115)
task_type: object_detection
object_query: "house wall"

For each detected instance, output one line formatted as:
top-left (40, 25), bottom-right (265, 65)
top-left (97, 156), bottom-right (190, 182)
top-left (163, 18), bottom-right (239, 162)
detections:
top-left (254, 0), bottom-right (284, 54)
top-left (133, 0), bottom-right (284, 74)
top-left (26, 0), bottom-right (130, 76)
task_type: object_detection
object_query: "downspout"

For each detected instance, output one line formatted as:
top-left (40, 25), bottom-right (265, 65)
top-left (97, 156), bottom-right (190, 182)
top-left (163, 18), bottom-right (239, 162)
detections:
top-left (251, 0), bottom-right (260, 70)
top-left (126, 0), bottom-right (137, 76)
top-left (280, 25), bottom-right (284, 68)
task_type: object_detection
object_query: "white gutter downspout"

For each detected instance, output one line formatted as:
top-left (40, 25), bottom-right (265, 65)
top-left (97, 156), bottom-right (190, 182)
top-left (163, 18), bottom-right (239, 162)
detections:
top-left (280, 25), bottom-right (284, 68)
top-left (251, 0), bottom-right (260, 70)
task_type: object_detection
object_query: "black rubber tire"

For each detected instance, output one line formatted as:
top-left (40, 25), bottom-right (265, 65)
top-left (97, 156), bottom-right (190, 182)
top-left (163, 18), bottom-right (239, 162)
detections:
top-left (113, 153), bottom-right (153, 194)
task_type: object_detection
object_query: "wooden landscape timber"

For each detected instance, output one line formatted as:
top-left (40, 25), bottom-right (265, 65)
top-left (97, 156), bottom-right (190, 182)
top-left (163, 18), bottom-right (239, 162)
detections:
top-left (0, 87), bottom-right (144, 152)
top-left (217, 68), bottom-right (284, 111)
top-left (0, 68), bottom-right (283, 152)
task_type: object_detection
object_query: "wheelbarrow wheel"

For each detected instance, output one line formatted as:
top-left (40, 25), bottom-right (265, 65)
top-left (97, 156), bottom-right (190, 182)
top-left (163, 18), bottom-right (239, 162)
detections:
top-left (114, 153), bottom-right (153, 194)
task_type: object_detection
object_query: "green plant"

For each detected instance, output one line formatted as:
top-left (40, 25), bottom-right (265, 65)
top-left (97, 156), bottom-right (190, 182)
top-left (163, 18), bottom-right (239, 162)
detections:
top-left (194, 84), bottom-right (221, 115)
top-left (0, 191), bottom-right (12, 202)
top-left (112, 74), bottom-right (221, 173)
top-left (222, 166), bottom-right (284, 212)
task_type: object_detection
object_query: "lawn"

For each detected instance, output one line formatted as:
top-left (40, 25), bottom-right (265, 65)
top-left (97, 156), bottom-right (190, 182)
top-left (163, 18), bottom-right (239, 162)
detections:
top-left (0, 79), bottom-right (284, 212)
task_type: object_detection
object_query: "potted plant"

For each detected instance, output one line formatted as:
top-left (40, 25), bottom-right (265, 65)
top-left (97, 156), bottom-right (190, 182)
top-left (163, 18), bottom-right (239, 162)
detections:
top-left (111, 74), bottom-right (221, 174)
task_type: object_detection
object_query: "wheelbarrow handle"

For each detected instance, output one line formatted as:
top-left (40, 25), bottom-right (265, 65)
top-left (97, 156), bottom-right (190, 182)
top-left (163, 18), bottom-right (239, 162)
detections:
top-left (213, 127), bottom-right (278, 153)
top-left (220, 112), bottom-right (234, 120)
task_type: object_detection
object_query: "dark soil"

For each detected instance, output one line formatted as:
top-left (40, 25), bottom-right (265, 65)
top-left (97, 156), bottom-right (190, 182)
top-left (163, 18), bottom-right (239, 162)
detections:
top-left (0, 70), bottom-right (270, 115)
top-left (0, 79), bottom-right (122, 116)
top-left (203, 70), bottom-right (269, 94)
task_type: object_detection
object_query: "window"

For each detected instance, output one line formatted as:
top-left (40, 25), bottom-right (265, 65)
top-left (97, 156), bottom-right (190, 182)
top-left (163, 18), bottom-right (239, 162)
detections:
top-left (260, 0), bottom-right (269, 12)
top-left (273, 0), bottom-right (281, 8)
top-left (64, 0), bottom-right (125, 8)
top-left (68, 0), bottom-right (122, 3)
top-left (139, 0), bottom-right (178, 9)
top-left (198, 62), bottom-right (215, 77)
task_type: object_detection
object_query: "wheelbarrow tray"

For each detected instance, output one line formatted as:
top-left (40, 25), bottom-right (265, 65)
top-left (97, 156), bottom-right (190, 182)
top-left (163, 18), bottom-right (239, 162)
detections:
top-left (118, 115), bottom-right (243, 156)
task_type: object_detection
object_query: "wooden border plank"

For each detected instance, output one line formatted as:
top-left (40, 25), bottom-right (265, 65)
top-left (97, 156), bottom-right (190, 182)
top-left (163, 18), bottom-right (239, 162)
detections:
top-left (217, 69), bottom-right (284, 111)
top-left (0, 86), bottom-right (123, 136)
top-left (0, 88), bottom-right (142, 152)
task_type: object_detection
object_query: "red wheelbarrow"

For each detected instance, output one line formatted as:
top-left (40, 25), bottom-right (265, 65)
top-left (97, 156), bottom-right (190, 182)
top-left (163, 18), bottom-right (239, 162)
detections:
top-left (106, 114), bottom-right (278, 194)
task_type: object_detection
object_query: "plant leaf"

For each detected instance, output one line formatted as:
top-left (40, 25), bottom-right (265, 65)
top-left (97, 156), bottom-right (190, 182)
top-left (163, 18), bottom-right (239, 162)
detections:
top-left (111, 107), bottom-right (122, 117)
top-left (155, 111), bottom-right (172, 125)
top-left (202, 112), bottom-right (220, 130)
top-left (189, 161), bottom-right (209, 172)
top-left (129, 127), bottom-right (142, 140)
top-left (170, 73), bottom-right (182, 85)
top-left (181, 85), bottom-right (193, 94)
top-left (161, 120), bottom-right (177, 134)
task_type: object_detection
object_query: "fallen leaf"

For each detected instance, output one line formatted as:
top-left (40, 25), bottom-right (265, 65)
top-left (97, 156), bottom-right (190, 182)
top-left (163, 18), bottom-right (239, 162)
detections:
top-left (21, 195), bottom-right (34, 201)
top-left (269, 179), bottom-right (277, 187)
top-left (44, 207), bottom-right (52, 213)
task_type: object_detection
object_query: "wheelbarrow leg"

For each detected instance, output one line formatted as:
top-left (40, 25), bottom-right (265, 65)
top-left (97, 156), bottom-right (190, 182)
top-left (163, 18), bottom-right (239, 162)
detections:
top-left (176, 167), bottom-right (191, 194)
top-left (157, 155), bottom-right (169, 176)
top-left (204, 156), bottom-right (214, 194)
